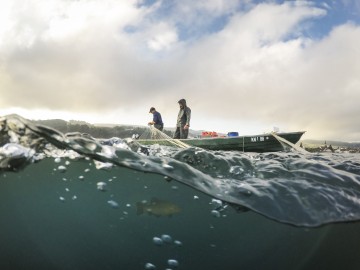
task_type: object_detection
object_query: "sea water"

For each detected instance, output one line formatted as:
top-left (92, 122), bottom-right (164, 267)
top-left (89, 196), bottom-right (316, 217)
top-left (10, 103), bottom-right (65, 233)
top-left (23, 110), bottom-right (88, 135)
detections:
top-left (1, 115), bottom-right (360, 270)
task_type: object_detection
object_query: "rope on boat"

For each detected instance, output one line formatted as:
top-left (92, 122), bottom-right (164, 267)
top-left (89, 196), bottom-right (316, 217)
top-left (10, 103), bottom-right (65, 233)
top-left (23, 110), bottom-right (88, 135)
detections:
top-left (140, 125), bottom-right (191, 149)
top-left (271, 132), bottom-right (307, 154)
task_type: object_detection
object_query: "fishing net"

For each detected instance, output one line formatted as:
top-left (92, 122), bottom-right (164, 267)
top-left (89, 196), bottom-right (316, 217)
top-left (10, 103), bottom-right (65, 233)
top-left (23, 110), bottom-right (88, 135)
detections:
top-left (139, 125), bottom-right (191, 149)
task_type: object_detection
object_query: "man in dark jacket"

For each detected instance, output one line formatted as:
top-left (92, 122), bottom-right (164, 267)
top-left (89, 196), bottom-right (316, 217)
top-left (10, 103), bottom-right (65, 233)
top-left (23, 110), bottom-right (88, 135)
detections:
top-left (174, 99), bottom-right (191, 139)
top-left (148, 107), bottom-right (164, 131)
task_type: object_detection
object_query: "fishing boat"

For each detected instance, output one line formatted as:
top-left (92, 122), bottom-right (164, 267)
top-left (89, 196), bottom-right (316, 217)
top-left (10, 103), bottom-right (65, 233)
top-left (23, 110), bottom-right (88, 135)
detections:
top-left (137, 131), bottom-right (306, 152)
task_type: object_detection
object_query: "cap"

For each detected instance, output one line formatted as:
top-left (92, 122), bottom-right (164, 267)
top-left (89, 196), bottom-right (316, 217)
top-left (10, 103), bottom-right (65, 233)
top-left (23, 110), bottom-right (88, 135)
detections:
top-left (149, 107), bottom-right (155, 113)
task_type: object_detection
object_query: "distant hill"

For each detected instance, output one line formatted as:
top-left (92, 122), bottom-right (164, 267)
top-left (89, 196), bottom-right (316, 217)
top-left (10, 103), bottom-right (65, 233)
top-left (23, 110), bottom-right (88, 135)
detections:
top-left (33, 119), bottom-right (153, 139)
top-left (302, 139), bottom-right (360, 148)
top-left (31, 119), bottom-right (187, 139)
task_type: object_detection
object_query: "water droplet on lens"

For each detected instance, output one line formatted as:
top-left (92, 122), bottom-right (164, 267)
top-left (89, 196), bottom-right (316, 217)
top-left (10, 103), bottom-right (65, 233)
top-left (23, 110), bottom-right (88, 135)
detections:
top-left (145, 262), bottom-right (156, 269)
top-left (167, 259), bottom-right (179, 268)
top-left (152, 237), bottom-right (163, 246)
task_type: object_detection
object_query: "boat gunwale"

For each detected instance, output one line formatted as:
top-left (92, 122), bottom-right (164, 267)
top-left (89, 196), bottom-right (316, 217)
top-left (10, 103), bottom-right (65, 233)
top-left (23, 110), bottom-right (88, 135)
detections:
top-left (137, 131), bottom-right (306, 142)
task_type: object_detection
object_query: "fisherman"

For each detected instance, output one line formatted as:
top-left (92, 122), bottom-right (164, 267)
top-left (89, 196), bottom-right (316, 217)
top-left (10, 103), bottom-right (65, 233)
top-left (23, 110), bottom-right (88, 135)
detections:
top-left (148, 107), bottom-right (164, 131)
top-left (174, 99), bottom-right (191, 139)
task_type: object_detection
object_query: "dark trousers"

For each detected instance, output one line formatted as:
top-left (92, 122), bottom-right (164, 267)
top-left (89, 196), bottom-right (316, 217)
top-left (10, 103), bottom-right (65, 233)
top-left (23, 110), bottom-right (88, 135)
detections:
top-left (174, 126), bottom-right (188, 139)
top-left (154, 124), bottom-right (163, 131)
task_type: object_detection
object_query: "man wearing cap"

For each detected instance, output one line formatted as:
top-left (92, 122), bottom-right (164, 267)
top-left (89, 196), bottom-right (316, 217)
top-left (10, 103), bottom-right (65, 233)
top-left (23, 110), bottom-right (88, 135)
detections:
top-left (174, 99), bottom-right (191, 139)
top-left (148, 107), bottom-right (164, 131)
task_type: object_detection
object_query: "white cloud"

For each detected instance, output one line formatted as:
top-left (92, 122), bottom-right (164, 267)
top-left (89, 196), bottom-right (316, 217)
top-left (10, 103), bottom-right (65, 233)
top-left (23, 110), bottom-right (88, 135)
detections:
top-left (0, 0), bottom-right (359, 140)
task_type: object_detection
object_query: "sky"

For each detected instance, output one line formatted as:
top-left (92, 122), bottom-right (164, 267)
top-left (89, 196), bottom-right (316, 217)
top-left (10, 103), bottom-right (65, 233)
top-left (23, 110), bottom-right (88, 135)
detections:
top-left (0, 0), bottom-right (360, 141)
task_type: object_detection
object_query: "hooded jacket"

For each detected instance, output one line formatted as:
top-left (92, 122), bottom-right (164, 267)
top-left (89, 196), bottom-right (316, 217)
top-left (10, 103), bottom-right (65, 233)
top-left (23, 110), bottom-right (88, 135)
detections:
top-left (177, 99), bottom-right (191, 127)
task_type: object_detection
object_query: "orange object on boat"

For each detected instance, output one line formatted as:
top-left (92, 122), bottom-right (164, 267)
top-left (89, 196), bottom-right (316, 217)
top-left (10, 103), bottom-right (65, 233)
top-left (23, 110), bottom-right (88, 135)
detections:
top-left (201, 131), bottom-right (218, 137)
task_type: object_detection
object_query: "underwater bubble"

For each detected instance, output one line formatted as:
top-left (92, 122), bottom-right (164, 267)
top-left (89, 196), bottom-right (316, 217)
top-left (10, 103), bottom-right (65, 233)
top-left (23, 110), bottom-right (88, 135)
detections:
top-left (167, 259), bottom-right (179, 268)
top-left (58, 165), bottom-right (67, 173)
top-left (62, 178), bottom-right (67, 181)
top-left (193, 196), bottom-right (199, 200)
top-left (85, 142), bottom-right (97, 151)
top-left (65, 160), bottom-right (70, 165)
top-left (211, 199), bottom-right (223, 209)
top-left (107, 200), bottom-right (119, 208)
top-left (145, 263), bottom-right (156, 269)
top-left (94, 160), bottom-right (113, 170)
top-left (164, 176), bottom-right (172, 182)
top-left (174, 240), bottom-right (182, 246)
top-left (171, 185), bottom-right (178, 190)
top-left (65, 188), bottom-right (70, 192)
top-left (59, 196), bottom-right (65, 202)
top-left (161, 234), bottom-right (172, 244)
top-left (84, 168), bottom-right (90, 173)
top-left (78, 175), bottom-right (84, 180)
top-left (126, 204), bottom-right (131, 207)
top-left (72, 195), bottom-right (77, 200)
top-left (97, 182), bottom-right (107, 191)
top-left (211, 210), bottom-right (221, 218)
top-left (152, 237), bottom-right (163, 246)
top-left (54, 157), bottom-right (61, 163)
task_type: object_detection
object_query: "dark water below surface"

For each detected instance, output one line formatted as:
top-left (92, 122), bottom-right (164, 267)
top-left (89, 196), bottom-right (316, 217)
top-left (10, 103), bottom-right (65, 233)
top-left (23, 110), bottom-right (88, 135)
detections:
top-left (1, 114), bottom-right (360, 269)
top-left (1, 159), bottom-right (360, 270)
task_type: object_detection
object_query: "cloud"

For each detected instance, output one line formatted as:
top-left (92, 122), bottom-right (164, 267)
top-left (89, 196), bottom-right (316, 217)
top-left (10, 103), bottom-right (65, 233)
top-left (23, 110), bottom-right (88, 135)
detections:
top-left (0, 0), bottom-right (359, 140)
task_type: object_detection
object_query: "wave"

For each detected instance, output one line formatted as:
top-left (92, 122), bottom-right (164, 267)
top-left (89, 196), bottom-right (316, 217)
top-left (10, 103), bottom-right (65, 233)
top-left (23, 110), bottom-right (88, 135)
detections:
top-left (1, 114), bottom-right (360, 227)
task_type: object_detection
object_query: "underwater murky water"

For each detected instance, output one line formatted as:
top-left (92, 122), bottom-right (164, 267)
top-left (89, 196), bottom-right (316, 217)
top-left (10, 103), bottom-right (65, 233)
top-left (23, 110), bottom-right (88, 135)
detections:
top-left (1, 115), bottom-right (360, 269)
